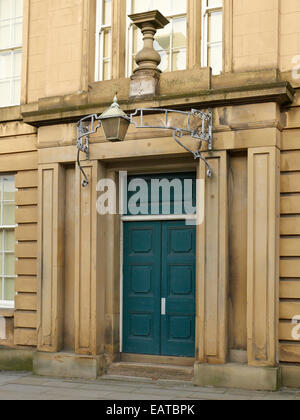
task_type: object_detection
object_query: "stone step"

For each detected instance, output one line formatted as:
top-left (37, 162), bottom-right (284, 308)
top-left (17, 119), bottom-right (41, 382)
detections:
top-left (105, 362), bottom-right (194, 382)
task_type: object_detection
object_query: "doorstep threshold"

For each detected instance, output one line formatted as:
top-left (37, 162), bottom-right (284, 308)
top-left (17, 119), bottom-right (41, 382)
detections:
top-left (120, 353), bottom-right (195, 367)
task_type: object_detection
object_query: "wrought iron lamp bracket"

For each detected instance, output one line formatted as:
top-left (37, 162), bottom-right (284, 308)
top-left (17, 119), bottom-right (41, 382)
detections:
top-left (76, 107), bottom-right (213, 186)
top-left (128, 107), bottom-right (213, 176)
top-left (76, 114), bottom-right (102, 186)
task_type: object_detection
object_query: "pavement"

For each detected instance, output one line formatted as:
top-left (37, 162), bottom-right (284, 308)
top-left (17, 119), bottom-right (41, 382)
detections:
top-left (0, 372), bottom-right (300, 400)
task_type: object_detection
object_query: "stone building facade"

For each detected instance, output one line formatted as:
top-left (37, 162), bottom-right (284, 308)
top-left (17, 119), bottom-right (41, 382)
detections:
top-left (0, 0), bottom-right (300, 391)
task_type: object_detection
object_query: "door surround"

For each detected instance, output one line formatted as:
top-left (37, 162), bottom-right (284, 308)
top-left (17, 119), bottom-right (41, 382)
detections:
top-left (116, 164), bottom-right (198, 357)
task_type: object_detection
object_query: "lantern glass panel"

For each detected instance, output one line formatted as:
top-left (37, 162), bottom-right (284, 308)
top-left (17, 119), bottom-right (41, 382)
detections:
top-left (102, 117), bottom-right (130, 142)
top-left (101, 117), bottom-right (119, 141)
top-left (118, 118), bottom-right (130, 142)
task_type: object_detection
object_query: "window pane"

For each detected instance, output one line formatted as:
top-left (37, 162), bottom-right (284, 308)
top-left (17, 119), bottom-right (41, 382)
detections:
top-left (172, 17), bottom-right (186, 49)
top-left (3, 176), bottom-right (15, 201)
top-left (13, 51), bottom-right (22, 77)
top-left (4, 277), bottom-right (14, 301)
top-left (132, 0), bottom-right (149, 14)
top-left (172, 49), bottom-right (186, 71)
top-left (103, 29), bottom-right (111, 58)
top-left (158, 50), bottom-right (169, 72)
top-left (0, 51), bottom-right (12, 80)
top-left (103, 60), bottom-right (110, 80)
top-left (155, 25), bottom-right (170, 51)
top-left (0, 0), bottom-right (11, 20)
top-left (208, 11), bottom-right (222, 44)
top-left (103, 0), bottom-right (111, 25)
top-left (4, 254), bottom-right (15, 276)
top-left (14, 0), bottom-right (23, 18)
top-left (0, 21), bottom-right (10, 49)
top-left (12, 16), bottom-right (23, 46)
top-left (132, 0), bottom-right (186, 16)
top-left (3, 203), bottom-right (15, 225)
top-left (208, 43), bottom-right (222, 75)
top-left (0, 80), bottom-right (10, 107)
top-left (13, 49), bottom-right (22, 76)
top-left (207, 0), bottom-right (222, 7)
top-left (12, 78), bottom-right (20, 105)
top-left (152, 0), bottom-right (170, 15)
top-left (169, 0), bottom-right (186, 15)
top-left (5, 230), bottom-right (14, 251)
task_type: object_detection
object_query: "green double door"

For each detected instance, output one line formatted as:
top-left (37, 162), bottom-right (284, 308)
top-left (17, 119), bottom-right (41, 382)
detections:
top-left (123, 220), bottom-right (196, 357)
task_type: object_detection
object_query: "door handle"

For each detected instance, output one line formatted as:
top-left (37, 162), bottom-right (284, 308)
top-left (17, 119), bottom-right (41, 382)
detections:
top-left (161, 298), bottom-right (166, 316)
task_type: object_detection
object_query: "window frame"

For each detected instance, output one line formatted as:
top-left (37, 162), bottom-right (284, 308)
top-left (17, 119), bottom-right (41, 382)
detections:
top-left (201, 0), bottom-right (223, 75)
top-left (0, 0), bottom-right (23, 108)
top-left (95, 0), bottom-right (112, 82)
top-left (126, 0), bottom-right (188, 77)
top-left (0, 174), bottom-right (16, 309)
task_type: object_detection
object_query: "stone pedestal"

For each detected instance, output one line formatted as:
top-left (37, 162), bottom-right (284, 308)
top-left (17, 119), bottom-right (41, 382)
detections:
top-left (128, 10), bottom-right (169, 99)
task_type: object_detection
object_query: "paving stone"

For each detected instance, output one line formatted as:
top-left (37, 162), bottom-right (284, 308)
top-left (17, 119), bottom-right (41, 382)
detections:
top-left (225, 389), bottom-right (268, 398)
top-left (0, 390), bottom-right (50, 401)
top-left (186, 387), bottom-right (227, 395)
top-left (0, 383), bottom-right (50, 395)
top-left (8, 376), bottom-right (51, 386)
top-left (0, 372), bottom-right (300, 400)
top-left (104, 392), bottom-right (173, 400)
top-left (0, 373), bottom-right (29, 384)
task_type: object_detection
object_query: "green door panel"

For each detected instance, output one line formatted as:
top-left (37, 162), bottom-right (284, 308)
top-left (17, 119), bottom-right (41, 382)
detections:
top-left (123, 222), bottom-right (161, 355)
top-left (161, 221), bottom-right (196, 357)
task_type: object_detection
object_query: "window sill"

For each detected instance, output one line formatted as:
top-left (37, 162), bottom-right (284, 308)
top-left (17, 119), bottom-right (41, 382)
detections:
top-left (0, 308), bottom-right (14, 318)
top-left (0, 105), bottom-right (22, 123)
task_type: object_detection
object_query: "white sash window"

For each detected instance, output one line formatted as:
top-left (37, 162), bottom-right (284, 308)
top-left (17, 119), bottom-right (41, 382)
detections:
top-left (0, 0), bottom-right (23, 107)
top-left (95, 0), bottom-right (112, 81)
top-left (0, 176), bottom-right (16, 308)
top-left (201, 0), bottom-right (223, 75)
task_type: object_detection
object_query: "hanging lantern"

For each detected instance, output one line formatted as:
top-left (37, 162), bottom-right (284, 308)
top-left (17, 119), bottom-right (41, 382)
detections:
top-left (99, 95), bottom-right (131, 142)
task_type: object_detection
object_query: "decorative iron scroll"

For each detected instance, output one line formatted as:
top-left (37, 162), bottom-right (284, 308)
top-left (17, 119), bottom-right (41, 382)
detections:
top-left (77, 107), bottom-right (213, 186)
top-left (129, 108), bottom-right (213, 176)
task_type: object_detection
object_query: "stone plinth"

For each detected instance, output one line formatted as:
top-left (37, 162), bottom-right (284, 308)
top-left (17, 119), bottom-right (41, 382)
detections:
top-left (129, 10), bottom-right (169, 99)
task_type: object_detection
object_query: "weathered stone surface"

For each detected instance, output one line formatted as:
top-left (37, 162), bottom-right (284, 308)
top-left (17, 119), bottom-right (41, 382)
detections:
top-left (281, 364), bottom-right (300, 388)
top-left (129, 76), bottom-right (159, 99)
top-left (0, 348), bottom-right (33, 371)
top-left (33, 352), bottom-right (105, 379)
top-left (194, 363), bottom-right (281, 391)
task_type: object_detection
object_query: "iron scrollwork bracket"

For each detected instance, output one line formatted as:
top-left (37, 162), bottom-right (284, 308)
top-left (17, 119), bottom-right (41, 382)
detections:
top-left (76, 114), bottom-right (102, 187)
top-left (77, 107), bottom-right (214, 186)
top-left (128, 107), bottom-right (213, 177)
